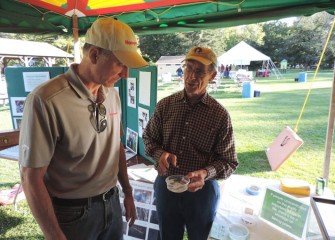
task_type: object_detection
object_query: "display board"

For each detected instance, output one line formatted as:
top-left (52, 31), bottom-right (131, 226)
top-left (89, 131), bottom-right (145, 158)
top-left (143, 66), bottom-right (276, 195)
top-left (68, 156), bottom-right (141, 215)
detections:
top-left (115, 66), bottom-right (157, 163)
top-left (5, 67), bottom-right (66, 129)
top-left (5, 66), bottom-right (157, 163)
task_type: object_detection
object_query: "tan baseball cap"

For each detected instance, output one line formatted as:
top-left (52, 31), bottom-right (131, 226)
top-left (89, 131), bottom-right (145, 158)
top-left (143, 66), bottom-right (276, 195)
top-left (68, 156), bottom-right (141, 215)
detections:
top-left (85, 18), bottom-right (148, 68)
top-left (184, 46), bottom-right (217, 67)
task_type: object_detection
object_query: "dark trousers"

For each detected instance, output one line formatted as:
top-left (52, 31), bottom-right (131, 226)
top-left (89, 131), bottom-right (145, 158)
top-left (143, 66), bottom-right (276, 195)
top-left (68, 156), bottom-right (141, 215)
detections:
top-left (154, 176), bottom-right (220, 240)
top-left (53, 188), bottom-right (123, 240)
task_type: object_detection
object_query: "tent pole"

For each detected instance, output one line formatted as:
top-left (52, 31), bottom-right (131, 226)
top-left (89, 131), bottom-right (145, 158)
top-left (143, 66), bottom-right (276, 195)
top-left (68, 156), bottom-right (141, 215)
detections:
top-left (323, 61), bottom-right (335, 185)
top-left (72, 15), bottom-right (81, 63)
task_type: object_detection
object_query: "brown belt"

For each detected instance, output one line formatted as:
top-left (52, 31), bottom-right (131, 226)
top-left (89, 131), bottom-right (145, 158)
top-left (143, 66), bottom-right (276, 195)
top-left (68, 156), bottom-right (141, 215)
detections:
top-left (52, 187), bottom-right (116, 206)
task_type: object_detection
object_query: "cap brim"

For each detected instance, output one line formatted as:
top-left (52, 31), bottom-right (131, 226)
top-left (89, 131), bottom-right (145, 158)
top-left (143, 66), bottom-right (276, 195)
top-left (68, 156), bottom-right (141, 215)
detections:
top-left (184, 56), bottom-right (212, 65)
top-left (113, 51), bottom-right (148, 69)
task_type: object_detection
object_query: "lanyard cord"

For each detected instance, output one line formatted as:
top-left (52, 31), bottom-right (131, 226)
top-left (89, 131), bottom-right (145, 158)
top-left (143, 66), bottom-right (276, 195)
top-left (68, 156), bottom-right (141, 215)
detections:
top-left (294, 15), bottom-right (335, 133)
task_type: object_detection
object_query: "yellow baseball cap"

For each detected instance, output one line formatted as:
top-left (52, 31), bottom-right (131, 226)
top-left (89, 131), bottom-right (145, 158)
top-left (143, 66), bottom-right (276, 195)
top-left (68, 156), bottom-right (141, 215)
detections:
top-left (85, 18), bottom-right (148, 68)
top-left (184, 46), bottom-right (217, 67)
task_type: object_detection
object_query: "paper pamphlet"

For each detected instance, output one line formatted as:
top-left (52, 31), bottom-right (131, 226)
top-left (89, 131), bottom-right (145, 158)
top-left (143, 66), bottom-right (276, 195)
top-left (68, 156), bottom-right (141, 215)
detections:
top-left (127, 164), bottom-right (158, 183)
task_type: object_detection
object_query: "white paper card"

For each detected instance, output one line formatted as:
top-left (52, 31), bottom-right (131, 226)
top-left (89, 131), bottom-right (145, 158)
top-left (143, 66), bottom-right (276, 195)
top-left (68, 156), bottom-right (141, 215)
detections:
top-left (139, 71), bottom-right (151, 106)
top-left (23, 72), bottom-right (50, 92)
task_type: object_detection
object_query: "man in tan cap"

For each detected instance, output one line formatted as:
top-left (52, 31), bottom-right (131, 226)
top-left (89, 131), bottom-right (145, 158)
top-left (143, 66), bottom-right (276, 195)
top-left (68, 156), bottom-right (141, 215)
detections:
top-left (19, 18), bottom-right (148, 240)
top-left (143, 46), bottom-right (238, 240)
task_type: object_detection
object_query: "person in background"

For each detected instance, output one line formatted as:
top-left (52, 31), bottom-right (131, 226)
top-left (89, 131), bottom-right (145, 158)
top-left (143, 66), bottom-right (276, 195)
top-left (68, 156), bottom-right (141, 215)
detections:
top-left (220, 64), bottom-right (225, 78)
top-left (176, 66), bottom-right (184, 78)
top-left (143, 46), bottom-right (238, 240)
top-left (224, 64), bottom-right (229, 77)
top-left (19, 18), bottom-right (148, 240)
top-left (176, 66), bottom-right (184, 86)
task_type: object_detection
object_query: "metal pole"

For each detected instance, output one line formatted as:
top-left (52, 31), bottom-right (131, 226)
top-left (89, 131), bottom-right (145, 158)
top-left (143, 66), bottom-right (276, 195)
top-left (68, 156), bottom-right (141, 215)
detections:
top-left (323, 61), bottom-right (335, 185)
top-left (72, 14), bottom-right (81, 63)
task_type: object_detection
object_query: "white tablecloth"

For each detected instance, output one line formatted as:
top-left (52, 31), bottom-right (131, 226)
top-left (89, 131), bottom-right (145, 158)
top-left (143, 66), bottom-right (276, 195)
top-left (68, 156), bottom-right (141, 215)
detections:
top-left (209, 175), bottom-right (334, 240)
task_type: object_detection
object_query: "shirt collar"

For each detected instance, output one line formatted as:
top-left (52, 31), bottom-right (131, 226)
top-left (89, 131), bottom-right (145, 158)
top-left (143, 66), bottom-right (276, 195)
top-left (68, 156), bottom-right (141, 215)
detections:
top-left (66, 64), bottom-right (109, 103)
top-left (177, 90), bottom-right (211, 106)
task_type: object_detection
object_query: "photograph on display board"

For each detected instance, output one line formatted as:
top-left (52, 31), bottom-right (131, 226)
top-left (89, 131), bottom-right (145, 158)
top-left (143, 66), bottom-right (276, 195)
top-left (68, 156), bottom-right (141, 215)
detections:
top-left (138, 107), bottom-right (149, 138)
top-left (149, 210), bottom-right (159, 224)
top-left (119, 180), bottom-right (159, 240)
top-left (136, 207), bottom-right (150, 222)
top-left (126, 128), bottom-right (138, 154)
top-left (134, 188), bottom-right (152, 204)
top-left (13, 117), bottom-right (22, 129)
top-left (10, 97), bottom-right (26, 116)
top-left (127, 78), bottom-right (136, 108)
top-left (128, 224), bottom-right (146, 239)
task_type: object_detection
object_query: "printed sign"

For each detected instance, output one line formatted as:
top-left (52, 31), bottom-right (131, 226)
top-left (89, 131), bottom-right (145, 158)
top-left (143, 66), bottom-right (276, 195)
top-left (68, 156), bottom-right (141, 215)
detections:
top-left (260, 187), bottom-right (310, 239)
top-left (22, 71), bottom-right (50, 92)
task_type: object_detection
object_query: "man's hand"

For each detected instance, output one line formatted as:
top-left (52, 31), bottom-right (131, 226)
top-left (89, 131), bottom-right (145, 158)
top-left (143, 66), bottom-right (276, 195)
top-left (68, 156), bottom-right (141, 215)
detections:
top-left (157, 151), bottom-right (177, 176)
top-left (123, 193), bottom-right (136, 226)
top-left (185, 169), bottom-right (208, 192)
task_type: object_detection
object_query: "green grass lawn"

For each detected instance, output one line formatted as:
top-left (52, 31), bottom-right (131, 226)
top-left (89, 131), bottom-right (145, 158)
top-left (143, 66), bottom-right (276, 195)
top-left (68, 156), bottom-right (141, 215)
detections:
top-left (1, 69), bottom-right (334, 239)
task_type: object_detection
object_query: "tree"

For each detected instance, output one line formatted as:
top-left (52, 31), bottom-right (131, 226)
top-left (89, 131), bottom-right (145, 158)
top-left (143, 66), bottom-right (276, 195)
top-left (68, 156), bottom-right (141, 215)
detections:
top-left (180, 29), bottom-right (226, 55)
top-left (219, 24), bottom-right (265, 52)
top-left (259, 21), bottom-right (291, 65)
top-left (275, 11), bottom-right (334, 69)
top-left (303, 11), bottom-right (335, 68)
top-left (138, 25), bottom-right (265, 64)
top-left (139, 33), bottom-right (189, 62)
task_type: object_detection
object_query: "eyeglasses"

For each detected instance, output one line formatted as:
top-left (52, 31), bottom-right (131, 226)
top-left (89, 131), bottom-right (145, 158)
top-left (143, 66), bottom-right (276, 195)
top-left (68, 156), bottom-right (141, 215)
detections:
top-left (183, 64), bottom-right (210, 78)
top-left (88, 103), bottom-right (107, 133)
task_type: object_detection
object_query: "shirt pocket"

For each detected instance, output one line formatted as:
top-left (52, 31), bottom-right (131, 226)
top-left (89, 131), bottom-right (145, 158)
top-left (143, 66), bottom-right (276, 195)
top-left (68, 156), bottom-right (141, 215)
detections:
top-left (191, 123), bottom-right (219, 153)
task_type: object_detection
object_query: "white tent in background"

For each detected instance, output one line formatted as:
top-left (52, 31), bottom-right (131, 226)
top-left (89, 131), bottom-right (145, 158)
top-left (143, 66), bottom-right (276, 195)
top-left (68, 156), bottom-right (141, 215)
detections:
top-left (218, 41), bottom-right (281, 79)
top-left (218, 41), bottom-right (270, 65)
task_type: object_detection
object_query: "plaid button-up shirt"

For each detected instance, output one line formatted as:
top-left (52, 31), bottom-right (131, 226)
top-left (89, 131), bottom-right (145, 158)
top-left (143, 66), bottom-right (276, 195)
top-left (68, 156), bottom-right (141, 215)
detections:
top-left (142, 90), bottom-right (238, 180)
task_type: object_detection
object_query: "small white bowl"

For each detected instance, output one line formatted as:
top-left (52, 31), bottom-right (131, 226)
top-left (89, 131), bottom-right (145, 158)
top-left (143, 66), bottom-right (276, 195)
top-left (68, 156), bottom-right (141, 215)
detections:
top-left (165, 175), bottom-right (190, 193)
top-left (228, 223), bottom-right (249, 240)
top-left (241, 213), bottom-right (257, 227)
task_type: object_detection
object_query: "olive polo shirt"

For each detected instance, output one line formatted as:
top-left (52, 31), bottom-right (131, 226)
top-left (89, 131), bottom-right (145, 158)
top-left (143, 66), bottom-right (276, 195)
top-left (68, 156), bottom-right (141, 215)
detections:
top-left (19, 64), bottom-right (122, 198)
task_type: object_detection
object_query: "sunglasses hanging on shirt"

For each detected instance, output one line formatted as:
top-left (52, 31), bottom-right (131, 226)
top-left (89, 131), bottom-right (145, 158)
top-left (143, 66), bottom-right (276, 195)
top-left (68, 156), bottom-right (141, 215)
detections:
top-left (88, 102), bottom-right (107, 133)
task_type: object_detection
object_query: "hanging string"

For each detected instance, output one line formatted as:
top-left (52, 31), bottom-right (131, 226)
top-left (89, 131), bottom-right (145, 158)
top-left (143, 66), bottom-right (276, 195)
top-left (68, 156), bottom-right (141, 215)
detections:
top-left (294, 15), bottom-right (335, 133)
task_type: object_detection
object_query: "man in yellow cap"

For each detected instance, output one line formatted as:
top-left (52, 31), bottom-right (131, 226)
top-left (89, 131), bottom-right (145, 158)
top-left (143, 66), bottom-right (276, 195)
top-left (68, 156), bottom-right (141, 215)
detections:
top-left (19, 18), bottom-right (148, 240)
top-left (143, 46), bottom-right (238, 240)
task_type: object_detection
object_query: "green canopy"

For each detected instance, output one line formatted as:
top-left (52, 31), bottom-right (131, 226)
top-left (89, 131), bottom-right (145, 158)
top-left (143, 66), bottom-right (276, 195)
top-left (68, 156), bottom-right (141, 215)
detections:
top-left (0, 0), bottom-right (335, 36)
